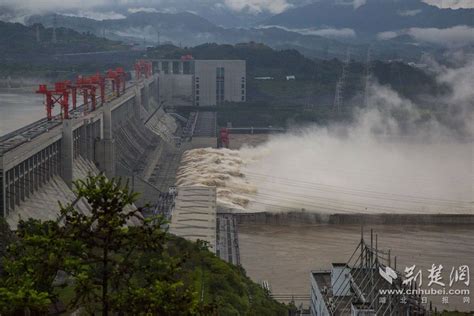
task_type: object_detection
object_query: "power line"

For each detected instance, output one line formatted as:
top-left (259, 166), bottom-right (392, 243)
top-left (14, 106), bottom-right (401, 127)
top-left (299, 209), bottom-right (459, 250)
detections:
top-left (364, 46), bottom-right (372, 107)
top-left (242, 171), bottom-right (473, 206)
top-left (333, 49), bottom-right (350, 114)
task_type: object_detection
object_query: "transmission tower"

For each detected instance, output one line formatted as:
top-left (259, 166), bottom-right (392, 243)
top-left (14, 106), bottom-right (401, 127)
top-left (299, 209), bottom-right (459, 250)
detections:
top-left (36, 24), bottom-right (41, 43)
top-left (323, 43), bottom-right (329, 60)
top-left (333, 49), bottom-right (350, 114)
top-left (363, 47), bottom-right (372, 107)
top-left (390, 54), bottom-right (403, 94)
top-left (52, 14), bottom-right (57, 43)
top-left (155, 27), bottom-right (161, 45)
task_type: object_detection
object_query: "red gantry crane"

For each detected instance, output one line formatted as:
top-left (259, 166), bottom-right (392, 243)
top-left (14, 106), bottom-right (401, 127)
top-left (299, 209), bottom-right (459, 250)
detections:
top-left (37, 73), bottom-right (107, 120)
top-left (36, 81), bottom-right (72, 120)
top-left (37, 66), bottom-right (129, 121)
top-left (219, 127), bottom-right (230, 148)
top-left (76, 76), bottom-right (97, 113)
top-left (107, 67), bottom-right (126, 97)
top-left (180, 54), bottom-right (194, 61)
top-left (134, 60), bottom-right (153, 80)
top-left (74, 73), bottom-right (106, 113)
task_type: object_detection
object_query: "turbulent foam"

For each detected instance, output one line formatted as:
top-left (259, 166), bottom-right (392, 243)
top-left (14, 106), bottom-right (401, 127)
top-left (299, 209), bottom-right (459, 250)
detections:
top-left (176, 148), bottom-right (257, 209)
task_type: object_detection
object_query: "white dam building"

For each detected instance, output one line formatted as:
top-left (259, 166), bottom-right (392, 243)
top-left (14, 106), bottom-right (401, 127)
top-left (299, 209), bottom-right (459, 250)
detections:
top-left (153, 58), bottom-right (246, 107)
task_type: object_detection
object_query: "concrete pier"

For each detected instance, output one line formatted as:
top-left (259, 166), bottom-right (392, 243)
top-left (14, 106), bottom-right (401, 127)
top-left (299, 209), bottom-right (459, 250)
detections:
top-left (96, 101), bottom-right (116, 178)
top-left (234, 211), bottom-right (474, 225)
top-left (61, 120), bottom-right (74, 188)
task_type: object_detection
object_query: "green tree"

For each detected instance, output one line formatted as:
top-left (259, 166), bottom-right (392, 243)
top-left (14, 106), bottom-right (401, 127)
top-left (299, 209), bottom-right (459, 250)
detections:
top-left (0, 219), bottom-right (60, 314)
top-left (0, 217), bottom-right (13, 271)
top-left (59, 174), bottom-right (202, 315)
top-left (0, 174), bottom-right (205, 315)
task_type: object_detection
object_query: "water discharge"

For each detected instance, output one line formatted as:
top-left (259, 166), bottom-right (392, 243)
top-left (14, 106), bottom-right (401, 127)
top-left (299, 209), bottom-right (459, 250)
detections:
top-left (176, 135), bottom-right (473, 214)
top-left (176, 148), bottom-right (257, 209)
top-left (177, 57), bottom-right (474, 215)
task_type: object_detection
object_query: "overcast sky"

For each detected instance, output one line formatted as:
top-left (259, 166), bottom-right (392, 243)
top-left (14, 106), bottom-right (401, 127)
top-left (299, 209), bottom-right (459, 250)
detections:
top-left (2, 0), bottom-right (291, 14)
top-left (1, 0), bottom-right (473, 16)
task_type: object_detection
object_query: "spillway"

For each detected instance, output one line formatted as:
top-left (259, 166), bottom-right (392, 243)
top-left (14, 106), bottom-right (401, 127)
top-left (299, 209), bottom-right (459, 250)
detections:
top-left (176, 136), bottom-right (473, 217)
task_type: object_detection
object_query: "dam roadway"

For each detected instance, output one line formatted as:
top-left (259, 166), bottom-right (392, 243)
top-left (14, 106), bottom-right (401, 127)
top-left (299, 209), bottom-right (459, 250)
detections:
top-left (0, 74), bottom-right (181, 228)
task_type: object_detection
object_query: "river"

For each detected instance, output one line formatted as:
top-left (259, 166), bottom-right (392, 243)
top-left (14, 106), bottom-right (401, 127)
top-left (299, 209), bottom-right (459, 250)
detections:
top-left (0, 90), bottom-right (46, 136)
top-left (239, 223), bottom-right (474, 312)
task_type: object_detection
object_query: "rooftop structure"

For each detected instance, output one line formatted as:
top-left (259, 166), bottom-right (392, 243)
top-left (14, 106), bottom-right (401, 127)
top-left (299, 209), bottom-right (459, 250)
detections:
top-left (152, 58), bottom-right (246, 107)
top-left (310, 230), bottom-right (433, 316)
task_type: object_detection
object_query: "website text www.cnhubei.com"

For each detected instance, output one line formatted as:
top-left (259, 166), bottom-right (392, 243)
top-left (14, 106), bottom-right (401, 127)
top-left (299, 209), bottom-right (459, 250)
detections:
top-left (379, 288), bottom-right (470, 296)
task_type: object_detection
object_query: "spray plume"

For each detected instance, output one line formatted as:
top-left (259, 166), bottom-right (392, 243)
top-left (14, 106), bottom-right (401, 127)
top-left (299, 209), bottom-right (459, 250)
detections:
top-left (177, 56), bottom-right (474, 214)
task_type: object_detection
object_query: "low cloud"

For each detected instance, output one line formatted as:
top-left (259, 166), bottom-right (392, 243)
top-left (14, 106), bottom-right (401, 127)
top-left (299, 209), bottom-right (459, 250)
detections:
top-left (377, 31), bottom-right (398, 40)
top-left (127, 7), bottom-right (159, 14)
top-left (223, 0), bottom-right (292, 14)
top-left (408, 26), bottom-right (474, 47)
top-left (334, 0), bottom-right (367, 9)
top-left (259, 25), bottom-right (357, 39)
top-left (0, 0), bottom-right (293, 19)
top-left (398, 9), bottom-right (422, 16)
top-left (305, 27), bottom-right (356, 38)
top-left (352, 0), bottom-right (367, 9)
top-left (423, 0), bottom-right (474, 9)
top-left (377, 26), bottom-right (474, 47)
top-left (62, 10), bottom-right (125, 20)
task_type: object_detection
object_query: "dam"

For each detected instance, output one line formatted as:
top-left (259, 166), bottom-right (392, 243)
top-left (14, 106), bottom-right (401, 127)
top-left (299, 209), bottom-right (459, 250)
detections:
top-left (0, 58), bottom-right (243, 266)
top-left (1, 59), bottom-right (473, 313)
top-left (0, 71), bottom-right (180, 228)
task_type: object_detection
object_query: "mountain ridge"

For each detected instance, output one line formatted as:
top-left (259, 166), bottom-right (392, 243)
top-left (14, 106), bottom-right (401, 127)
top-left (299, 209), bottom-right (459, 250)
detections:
top-left (263, 0), bottom-right (474, 33)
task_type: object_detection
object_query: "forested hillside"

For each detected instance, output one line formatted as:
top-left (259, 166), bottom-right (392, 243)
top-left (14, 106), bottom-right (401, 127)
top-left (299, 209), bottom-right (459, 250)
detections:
top-left (148, 42), bottom-right (437, 100)
top-left (0, 21), bottom-right (126, 58)
top-left (149, 42), bottom-right (440, 128)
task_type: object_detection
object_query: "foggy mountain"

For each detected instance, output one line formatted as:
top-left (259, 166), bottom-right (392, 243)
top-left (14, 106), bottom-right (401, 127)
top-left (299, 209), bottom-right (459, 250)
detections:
top-left (26, 12), bottom-right (353, 57)
top-left (263, 0), bottom-right (474, 41)
top-left (17, 0), bottom-right (471, 61)
top-left (26, 12), bottom-right (433, 61)
top-left (27, 12), bottom-right (219, 38)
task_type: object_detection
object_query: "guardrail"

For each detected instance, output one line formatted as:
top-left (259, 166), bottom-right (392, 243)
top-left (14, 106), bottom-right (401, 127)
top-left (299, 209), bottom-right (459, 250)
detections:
top-left (228, 127), bottom-right (286, 134)
top-left (0, 81), bottom-right (138, 155)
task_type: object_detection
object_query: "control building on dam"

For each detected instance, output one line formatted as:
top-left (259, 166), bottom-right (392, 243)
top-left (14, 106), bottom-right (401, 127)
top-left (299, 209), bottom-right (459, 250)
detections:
top-left (0, 74), bottom-right (180, 229)
top-left (152, 58), bottom-right (246, 107)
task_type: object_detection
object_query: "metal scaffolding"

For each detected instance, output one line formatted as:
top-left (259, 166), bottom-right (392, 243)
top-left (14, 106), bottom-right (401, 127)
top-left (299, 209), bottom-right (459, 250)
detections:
top-left (327, 228), bottom-right (435, 315)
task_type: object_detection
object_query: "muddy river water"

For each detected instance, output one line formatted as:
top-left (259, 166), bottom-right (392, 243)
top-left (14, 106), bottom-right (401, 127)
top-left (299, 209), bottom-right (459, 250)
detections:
top-left (239, 223), bottom-right (474, 312)
top-left (0, 90), bottom-right (45, 136)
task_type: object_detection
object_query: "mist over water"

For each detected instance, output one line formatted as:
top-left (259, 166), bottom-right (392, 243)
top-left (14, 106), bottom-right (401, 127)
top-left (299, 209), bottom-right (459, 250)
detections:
top-left (177, 57), bottom-right (474, 214)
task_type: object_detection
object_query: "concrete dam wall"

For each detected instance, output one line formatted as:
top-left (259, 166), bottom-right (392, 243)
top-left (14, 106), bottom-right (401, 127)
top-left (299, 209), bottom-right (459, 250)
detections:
top-left (234, 211), bottom-right (474, 226)
top-left (0, 75), bottom-right (179, 228)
